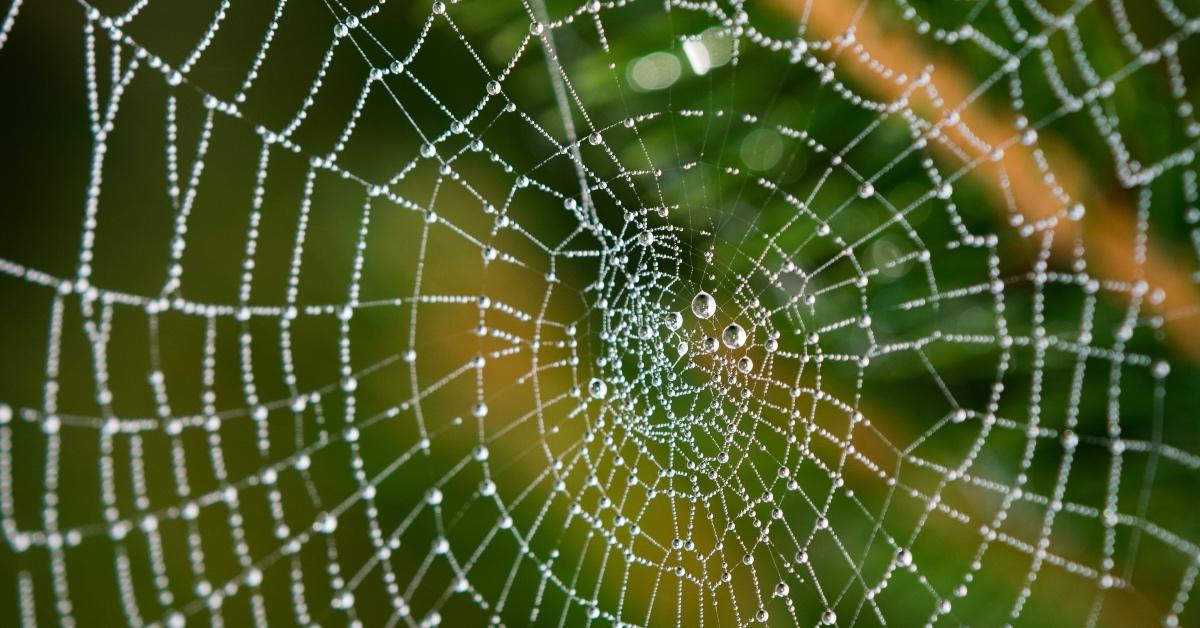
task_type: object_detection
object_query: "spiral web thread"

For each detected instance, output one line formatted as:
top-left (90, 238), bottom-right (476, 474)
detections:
top-left (1, 0), bottom-right (1199, 626)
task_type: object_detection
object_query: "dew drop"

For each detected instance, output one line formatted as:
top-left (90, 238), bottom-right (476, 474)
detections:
top-left (722, 323), bottom-right (747, 349)
top-left (737, 356), bottom-right (754, 373)
top-left (1153, 361), bottom-right (1171, 379)
top-left (588, 378), bottom-right (608, 399)
top-left (486, 80), bottom-right (501, 96)
top-left (858, 181), bottom-right (875, 198)
top-left (691, 291), bottom-right (716, 319)
top-left (664, 311), bottom-right (683, 331)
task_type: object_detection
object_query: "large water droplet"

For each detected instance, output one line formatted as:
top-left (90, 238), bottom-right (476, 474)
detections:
top-left (664, 311), bottom-right (683, 331)
top-left (737, 356), bottom-right (754, 373)
top-left (722, 323), bottom-right (747, 349)
top-left (701, 336), bottom-right (718, 353)
top-left (691, 291), bottom-right (716, 319)
top-left (588, 378), bottom-right (607, 399)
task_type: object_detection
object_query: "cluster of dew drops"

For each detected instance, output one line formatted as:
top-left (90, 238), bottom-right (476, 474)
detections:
top-left (586, 288), bottom-right (755, 403)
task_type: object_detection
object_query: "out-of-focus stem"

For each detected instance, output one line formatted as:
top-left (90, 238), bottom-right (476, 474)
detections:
top-left (767, 0), bottom-right (1200, 363)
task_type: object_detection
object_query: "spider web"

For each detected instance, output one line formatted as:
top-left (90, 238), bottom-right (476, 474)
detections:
top-left (1, 0), bottom-right (1199, 625)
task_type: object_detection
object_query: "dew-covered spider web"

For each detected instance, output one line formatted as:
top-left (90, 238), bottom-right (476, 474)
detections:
top-left (2, 0), bottom-right (1200, 625)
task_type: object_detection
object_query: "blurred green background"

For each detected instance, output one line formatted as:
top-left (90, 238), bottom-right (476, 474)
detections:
top-left (1, 0), bottom-right (1199, 626)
